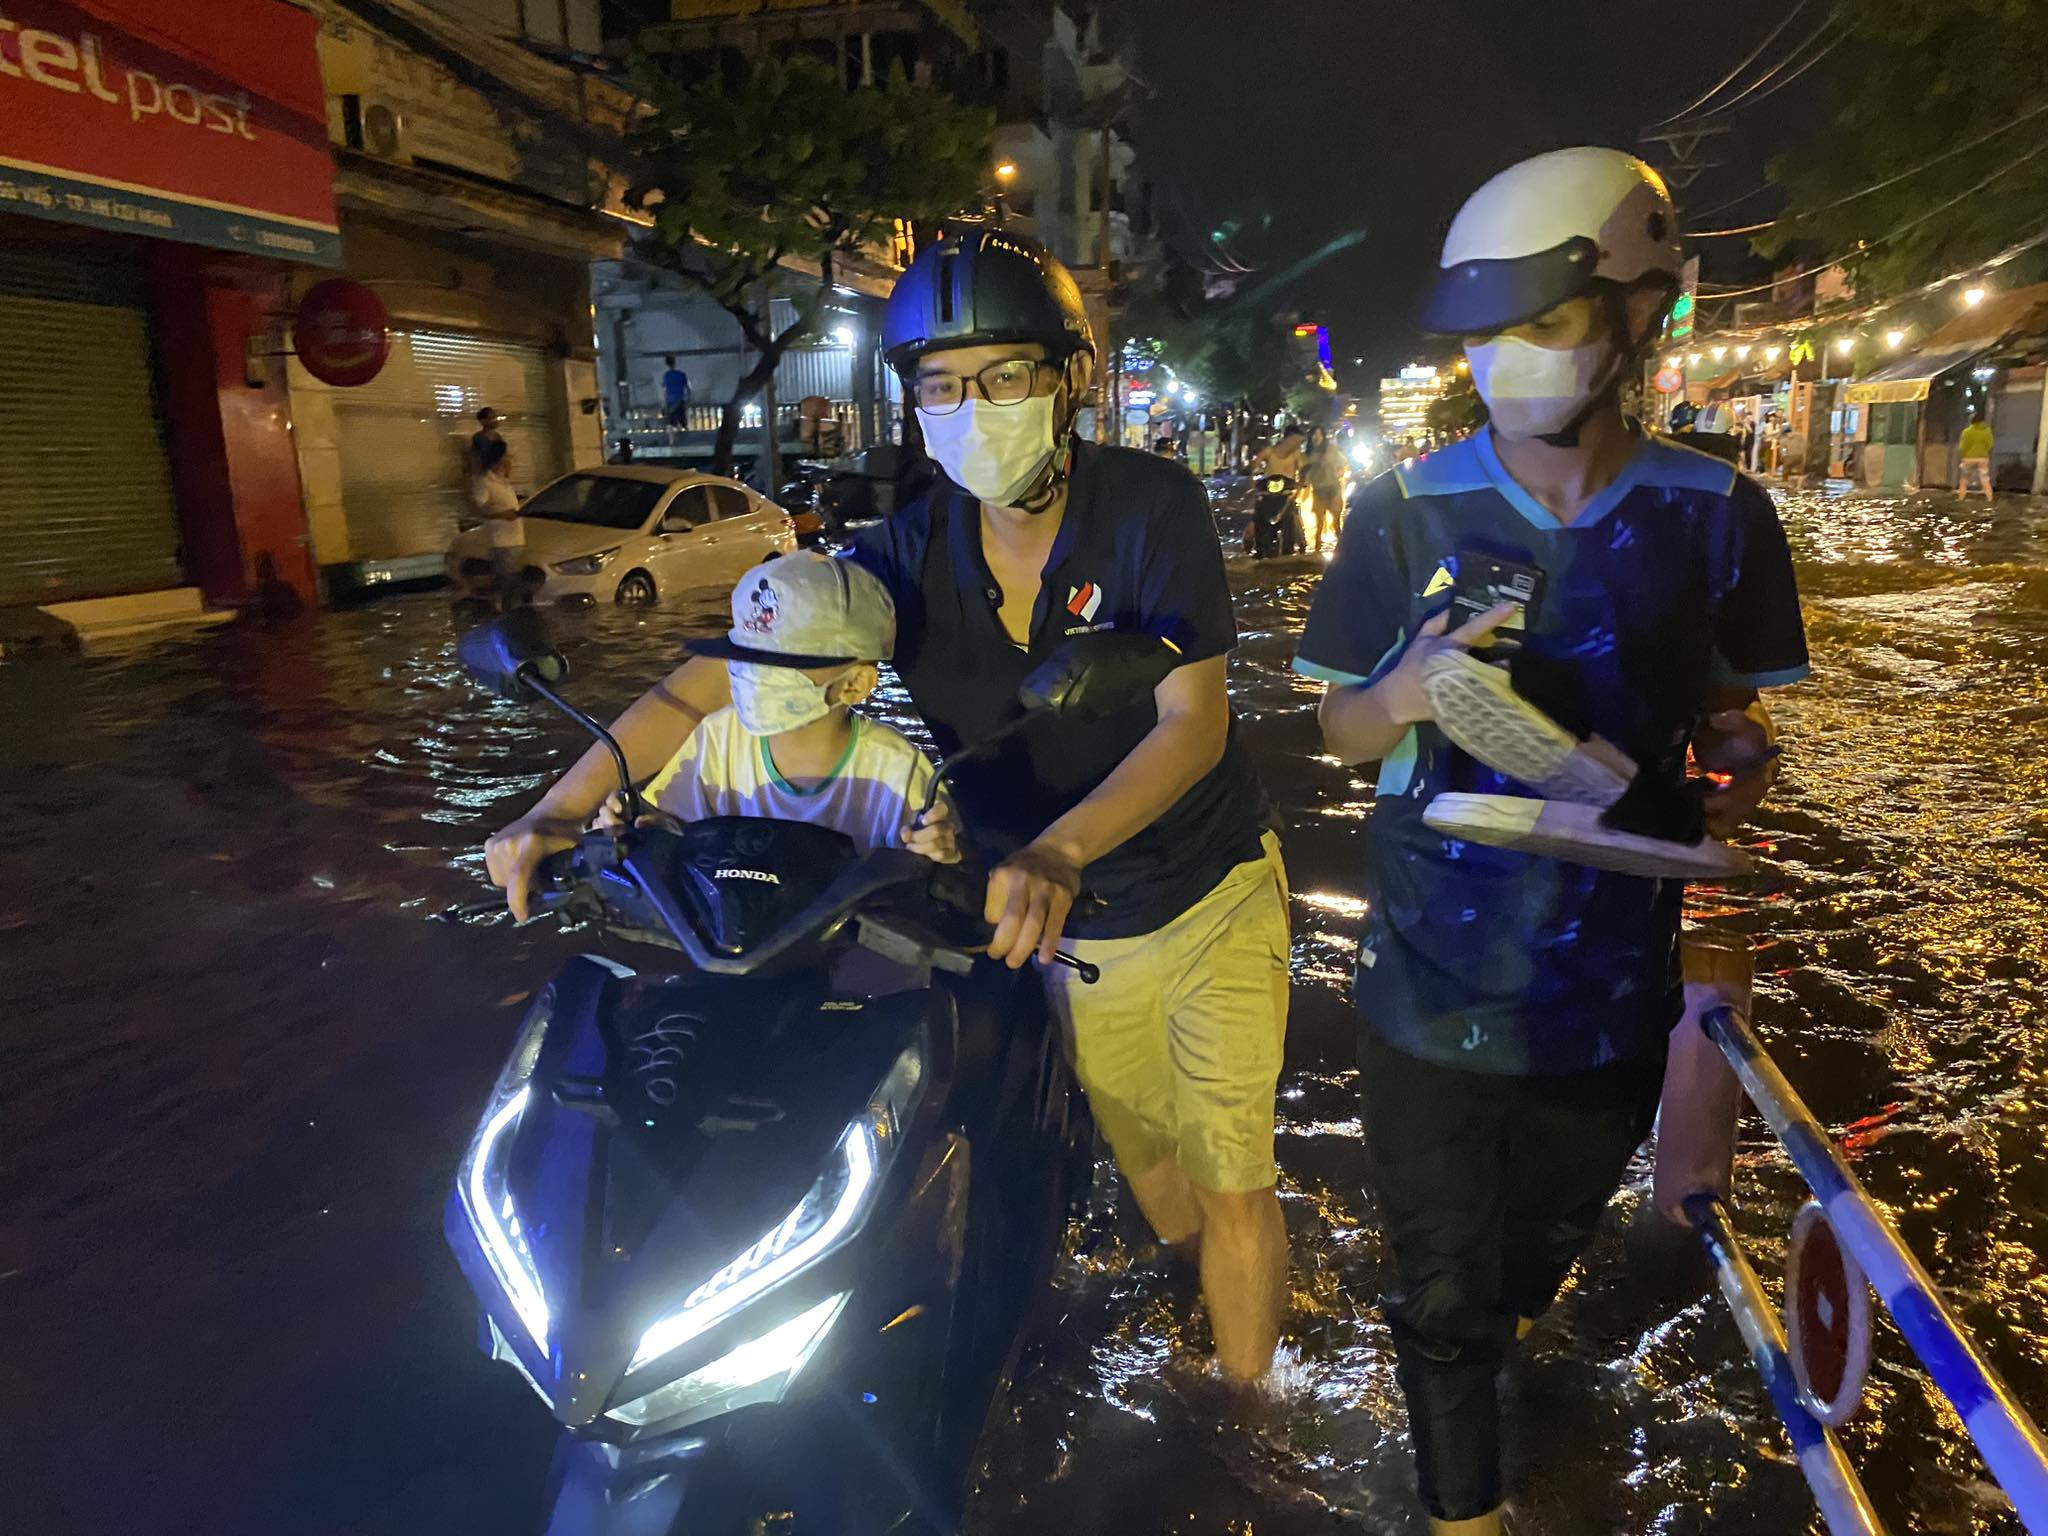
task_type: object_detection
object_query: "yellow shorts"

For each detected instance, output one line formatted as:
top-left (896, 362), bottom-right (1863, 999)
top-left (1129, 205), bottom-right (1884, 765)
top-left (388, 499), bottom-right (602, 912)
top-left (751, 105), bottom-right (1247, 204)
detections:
top-left (1044, 832), bottom-right (1290, 1194)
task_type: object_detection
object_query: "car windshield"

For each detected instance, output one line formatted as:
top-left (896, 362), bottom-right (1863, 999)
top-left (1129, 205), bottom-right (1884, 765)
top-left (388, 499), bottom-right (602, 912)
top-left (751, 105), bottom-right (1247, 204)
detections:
top-left (520, 474), bottom-right (668, 531)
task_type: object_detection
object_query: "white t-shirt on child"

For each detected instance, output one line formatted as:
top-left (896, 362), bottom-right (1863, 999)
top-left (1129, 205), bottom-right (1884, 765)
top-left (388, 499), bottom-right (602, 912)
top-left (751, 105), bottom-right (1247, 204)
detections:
top-left (644, 707), bottom-right (937, 855)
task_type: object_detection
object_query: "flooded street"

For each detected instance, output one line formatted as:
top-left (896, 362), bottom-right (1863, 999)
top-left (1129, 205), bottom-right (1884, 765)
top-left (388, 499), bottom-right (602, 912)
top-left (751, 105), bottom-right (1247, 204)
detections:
top-left (5, 487), bottom-right (2047, 1535)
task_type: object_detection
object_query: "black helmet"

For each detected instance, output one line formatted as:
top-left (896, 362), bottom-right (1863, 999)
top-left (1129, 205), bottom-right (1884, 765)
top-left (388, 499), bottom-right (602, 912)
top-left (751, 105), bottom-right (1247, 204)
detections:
top-left (882, 229), bottom-right (1095, 375)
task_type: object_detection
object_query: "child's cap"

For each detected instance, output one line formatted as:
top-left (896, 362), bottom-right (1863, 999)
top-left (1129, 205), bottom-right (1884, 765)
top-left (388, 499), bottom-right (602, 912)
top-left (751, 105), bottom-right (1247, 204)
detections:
top-left (686, 551), bottom-right (895, 668)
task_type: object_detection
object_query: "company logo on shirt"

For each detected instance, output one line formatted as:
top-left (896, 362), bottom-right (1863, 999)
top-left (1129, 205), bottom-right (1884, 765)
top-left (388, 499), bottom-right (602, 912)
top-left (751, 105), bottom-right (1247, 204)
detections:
top-left (1066, 581), bottom-right (1103, 622)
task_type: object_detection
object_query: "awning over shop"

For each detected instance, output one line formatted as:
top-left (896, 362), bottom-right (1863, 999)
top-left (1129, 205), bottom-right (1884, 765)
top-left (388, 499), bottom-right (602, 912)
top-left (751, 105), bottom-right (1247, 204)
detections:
top-left (1846, 283), bottom-right (2048, 404)
top-left (0, 0), bottom-right (339, 265)
top-left (1843, 344), bottom-right (1989, 405)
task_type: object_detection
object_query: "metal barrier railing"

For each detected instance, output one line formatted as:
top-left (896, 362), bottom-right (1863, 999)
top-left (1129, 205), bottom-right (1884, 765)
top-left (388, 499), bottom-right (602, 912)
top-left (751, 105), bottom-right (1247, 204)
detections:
top-left (1688, 1002), bottom-right (2048, 1535)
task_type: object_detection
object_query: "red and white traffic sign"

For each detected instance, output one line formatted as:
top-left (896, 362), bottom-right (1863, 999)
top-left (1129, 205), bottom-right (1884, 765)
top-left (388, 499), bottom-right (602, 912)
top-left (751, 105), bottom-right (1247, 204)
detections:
top-left (1785, 1200), bottom-right (1872, 1426)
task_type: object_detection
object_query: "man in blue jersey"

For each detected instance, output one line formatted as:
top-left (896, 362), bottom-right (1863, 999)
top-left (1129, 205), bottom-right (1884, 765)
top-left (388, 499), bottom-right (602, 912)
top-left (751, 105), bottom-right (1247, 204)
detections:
top-left (1295, 148), bottom-right (1808, 1534)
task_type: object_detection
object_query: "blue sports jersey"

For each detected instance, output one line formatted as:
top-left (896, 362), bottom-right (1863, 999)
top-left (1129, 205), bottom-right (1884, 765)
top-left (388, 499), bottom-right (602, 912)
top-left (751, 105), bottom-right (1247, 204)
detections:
top-left (1293, 429), bottom-right (1809, 1075)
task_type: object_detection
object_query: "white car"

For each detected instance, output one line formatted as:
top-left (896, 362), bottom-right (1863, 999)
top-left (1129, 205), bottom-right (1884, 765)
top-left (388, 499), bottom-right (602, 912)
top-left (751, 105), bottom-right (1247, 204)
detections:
top-left (447, 467), bottom-right (797, 607)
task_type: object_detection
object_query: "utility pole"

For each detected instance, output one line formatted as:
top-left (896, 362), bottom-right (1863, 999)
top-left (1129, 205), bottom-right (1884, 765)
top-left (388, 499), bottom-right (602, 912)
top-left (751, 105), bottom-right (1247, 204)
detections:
top-left (1097, 122), bottom-right (1114, 444)
top-left (759, 281), bottom-right (781, 493)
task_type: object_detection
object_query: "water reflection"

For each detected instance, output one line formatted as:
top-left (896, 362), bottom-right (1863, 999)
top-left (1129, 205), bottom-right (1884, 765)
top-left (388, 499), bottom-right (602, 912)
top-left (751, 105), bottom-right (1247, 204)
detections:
top-left (0, 490), bottom-right (2043, 1535)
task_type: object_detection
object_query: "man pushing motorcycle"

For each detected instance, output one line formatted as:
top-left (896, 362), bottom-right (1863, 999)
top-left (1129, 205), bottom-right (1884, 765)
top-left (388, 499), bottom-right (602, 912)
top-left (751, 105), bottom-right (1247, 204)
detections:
top-left (486, 231), bottom-right (1291, 1384)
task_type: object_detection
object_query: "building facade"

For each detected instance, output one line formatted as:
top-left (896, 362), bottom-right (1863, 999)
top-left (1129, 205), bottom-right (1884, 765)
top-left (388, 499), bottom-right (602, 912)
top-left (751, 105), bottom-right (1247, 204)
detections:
top-left (0, 0), bottom-right (341, 622)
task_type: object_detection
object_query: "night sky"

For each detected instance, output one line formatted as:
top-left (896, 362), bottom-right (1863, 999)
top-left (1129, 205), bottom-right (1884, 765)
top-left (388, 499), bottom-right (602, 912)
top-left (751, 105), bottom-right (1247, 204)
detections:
top-left (1121, 0), bottom-right (1822, 385)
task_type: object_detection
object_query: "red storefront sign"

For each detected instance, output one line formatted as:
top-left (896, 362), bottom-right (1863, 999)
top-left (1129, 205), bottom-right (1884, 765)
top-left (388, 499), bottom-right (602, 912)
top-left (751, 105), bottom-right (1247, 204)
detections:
top-left (294, 279), bottom-right (389, 387)
top-left (0, 0), bottom-right (339, 264)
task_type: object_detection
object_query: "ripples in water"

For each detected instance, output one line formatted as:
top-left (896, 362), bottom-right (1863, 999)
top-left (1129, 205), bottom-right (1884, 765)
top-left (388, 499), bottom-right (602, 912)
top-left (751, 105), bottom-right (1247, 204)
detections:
top-left (1, 488), bottom-right (2044, 1535)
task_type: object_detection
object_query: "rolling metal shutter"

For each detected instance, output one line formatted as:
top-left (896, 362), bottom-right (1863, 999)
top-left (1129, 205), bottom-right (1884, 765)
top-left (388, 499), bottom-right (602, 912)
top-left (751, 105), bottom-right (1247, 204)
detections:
top-left (330, 329), bottom-right (565, 562)
top-left (0, 249), bottom-right (181, 606)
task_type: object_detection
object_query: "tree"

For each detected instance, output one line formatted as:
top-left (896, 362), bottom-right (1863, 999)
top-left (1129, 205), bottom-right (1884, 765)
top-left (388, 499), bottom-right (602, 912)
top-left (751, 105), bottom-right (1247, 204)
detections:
top-left (628, 53), bottom-right (993, 473)
top-left (1758, 0), bottom-right (2048, 296)
top-left (1425, 378), bottom-right (1485, 439)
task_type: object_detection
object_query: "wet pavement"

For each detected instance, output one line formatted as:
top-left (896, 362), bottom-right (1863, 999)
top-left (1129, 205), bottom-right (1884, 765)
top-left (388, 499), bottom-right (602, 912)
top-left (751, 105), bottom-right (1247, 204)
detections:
top-left (4, 486), bottom-right (2046, 1535)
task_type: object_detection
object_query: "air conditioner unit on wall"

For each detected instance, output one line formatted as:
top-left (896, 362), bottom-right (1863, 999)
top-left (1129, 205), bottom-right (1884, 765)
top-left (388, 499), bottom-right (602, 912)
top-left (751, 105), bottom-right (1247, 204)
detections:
top-left (360, 101), bottom-right (412, 165)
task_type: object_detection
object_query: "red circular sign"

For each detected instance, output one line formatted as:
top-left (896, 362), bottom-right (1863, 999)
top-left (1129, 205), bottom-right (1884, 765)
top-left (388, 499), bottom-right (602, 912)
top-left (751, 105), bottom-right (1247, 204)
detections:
top-left (1654, 366), bottom-right (1685, 394)
top-left (1784, 1201), bottom-right (1871, 1426)
top-left (295, 279), bottom-right (390, 387)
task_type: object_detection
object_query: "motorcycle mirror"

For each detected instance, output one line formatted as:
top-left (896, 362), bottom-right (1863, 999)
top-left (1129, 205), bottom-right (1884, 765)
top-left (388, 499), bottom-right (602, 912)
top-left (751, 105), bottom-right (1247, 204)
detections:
top-left (1017, 632), bottom-right (1176, 718)
top-left (458, 609), bottom-right (567, 702)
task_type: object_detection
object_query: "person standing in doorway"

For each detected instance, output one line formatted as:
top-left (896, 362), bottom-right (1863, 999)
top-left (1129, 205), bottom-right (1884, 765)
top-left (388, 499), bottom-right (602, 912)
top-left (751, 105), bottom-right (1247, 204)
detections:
top-left (1294, 149), bottom-right (1807, 1534)
top-left (1302, 425), bottom-right (1348, 552)
top-left (662, 355), bottom-right (691, 428)
top-left (1958, 409), bottom-right (1996, 501)
top-left (469, 407), bottom-right (525, 606)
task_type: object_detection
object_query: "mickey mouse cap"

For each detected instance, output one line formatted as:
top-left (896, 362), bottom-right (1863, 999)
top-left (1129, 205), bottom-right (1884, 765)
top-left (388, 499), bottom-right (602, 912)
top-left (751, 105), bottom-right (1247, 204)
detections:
top-left (686, 550), bottom-right (896, 668)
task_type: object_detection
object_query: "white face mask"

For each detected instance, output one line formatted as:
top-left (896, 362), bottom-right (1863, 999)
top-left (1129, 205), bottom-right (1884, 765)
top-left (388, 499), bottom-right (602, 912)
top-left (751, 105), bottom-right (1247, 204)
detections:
top-left (727, 661), bottom-right (855, 736)
top-left (917, 395), bottom-right (1059, 507)
top-left (1465, 336), bottom-right (1618, 439)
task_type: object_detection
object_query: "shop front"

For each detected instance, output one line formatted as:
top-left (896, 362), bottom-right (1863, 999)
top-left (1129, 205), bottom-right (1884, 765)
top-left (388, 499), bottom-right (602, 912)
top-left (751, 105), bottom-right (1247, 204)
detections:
top-left (0, 0), bottom-right (338, 618)
top-left (289, 5), bottom-right (628, 597)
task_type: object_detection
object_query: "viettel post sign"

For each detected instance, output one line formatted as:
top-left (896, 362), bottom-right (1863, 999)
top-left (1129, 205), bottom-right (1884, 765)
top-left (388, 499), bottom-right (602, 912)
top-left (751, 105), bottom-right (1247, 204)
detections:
top-left (0, 0), bottom-right (340, 265)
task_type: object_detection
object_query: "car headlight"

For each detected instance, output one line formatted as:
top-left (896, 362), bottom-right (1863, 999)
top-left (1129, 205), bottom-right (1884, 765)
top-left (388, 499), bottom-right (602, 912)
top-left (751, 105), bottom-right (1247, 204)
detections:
top-left (628, 1046), bottom-right (922, 1371)
top-left (457, 991), bottom-right (553, 1355)
top-left (554, 548), bottom-right (620, 576)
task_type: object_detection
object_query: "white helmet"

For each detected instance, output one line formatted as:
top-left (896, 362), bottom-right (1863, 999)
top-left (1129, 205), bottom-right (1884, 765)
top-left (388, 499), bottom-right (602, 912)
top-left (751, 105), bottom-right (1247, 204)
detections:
top-left (1421, 147), bottom-right (1682, 336)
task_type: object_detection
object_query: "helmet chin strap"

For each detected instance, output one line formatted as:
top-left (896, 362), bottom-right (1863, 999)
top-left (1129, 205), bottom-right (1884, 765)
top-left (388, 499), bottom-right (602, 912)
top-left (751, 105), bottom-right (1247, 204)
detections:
top-left (1006, 365), bottom-right (1083, 516)
top-left (1534, 283), bottom-right (1650, 449)
top-left (1534, 358), bottom-right (1625, 448)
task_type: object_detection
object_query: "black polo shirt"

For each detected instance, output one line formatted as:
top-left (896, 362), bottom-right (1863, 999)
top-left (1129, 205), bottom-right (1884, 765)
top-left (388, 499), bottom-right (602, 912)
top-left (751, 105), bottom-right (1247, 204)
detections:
top-left (847, 440), bottom-right (1271, 940)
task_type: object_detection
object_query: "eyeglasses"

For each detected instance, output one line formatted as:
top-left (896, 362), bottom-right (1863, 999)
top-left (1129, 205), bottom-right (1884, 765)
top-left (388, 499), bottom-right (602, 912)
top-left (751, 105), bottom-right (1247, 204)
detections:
top-left (912, 358), bottom-right (1054, 415)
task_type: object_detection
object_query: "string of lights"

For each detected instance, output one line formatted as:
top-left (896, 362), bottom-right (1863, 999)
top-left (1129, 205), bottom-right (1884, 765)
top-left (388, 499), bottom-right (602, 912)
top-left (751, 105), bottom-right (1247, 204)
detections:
top-left (1674, 226), bottom-right (2048, 362)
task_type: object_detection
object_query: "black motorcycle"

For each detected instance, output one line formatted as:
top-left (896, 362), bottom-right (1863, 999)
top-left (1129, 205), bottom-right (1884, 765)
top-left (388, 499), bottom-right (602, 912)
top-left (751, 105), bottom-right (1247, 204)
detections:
top-left (444, 610), bottom-right (1166, 1535)
top-left (1243, 472), bottom-right (1304, 559)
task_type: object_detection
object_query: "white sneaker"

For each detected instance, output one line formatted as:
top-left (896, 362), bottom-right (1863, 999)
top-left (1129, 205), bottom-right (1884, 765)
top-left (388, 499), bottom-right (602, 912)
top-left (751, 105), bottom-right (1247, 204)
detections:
top-left (1423, 793), bottom-right (1752, 881)
top-left (1420, 649), bottom-right (1636, 806)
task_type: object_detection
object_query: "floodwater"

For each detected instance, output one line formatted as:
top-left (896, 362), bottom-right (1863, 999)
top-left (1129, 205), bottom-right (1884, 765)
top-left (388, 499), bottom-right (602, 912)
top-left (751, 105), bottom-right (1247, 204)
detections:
top-left (4, 486), bottom-right (2045, 1536)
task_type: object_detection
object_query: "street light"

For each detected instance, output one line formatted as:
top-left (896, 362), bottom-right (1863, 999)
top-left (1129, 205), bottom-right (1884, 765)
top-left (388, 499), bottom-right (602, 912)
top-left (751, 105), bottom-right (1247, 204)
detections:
top-left (1735, 345), bottom-right (1751, 360)
top-left (1764, 346), bottom-right (1782, 362)
top-left (834, 325), bottom-right (855, 347)
top-left (1963, 286), bottom-right (1986, 307)
top-left (1835, 337), bottom-right (1854, 354)
top-left (1885, 329), bottom-right (1905, 349)
top-left (994, 160), bottom-right (1018, 184)
top-left (1688, 352), bottom-right (1702, 365)
top-left (1711, 345), bottom-right (1727, 361)
top-left (1666, 354), bottom-right (1682, 367)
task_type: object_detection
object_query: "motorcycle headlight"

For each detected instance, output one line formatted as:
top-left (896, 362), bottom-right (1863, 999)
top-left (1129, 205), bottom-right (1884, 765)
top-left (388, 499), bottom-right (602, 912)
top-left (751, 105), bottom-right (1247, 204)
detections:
top-left (607, 1292), bottom-right (848, 1428)
top-left (628, 1045), bottom-right (923, 1371)
top-left (554, 547), bottom-right (620, 576)
top-left (457, 991), bottom-right (553, 1355)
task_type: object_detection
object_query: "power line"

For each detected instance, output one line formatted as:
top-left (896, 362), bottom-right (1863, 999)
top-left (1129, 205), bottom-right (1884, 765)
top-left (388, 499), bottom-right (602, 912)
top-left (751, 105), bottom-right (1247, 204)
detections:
top-left (1687, 99), bottom-right (2048, 242)
top-left (1691, 220), bottom-right (1776, 239)
top-left (1804, 98), bottom-right (2048, 216)
top-left (1671, 21), bottom-right (1840, 124)
top-left (1643, 0), bottom-right (1811, 130)
top-left (1687, 181), bottom-right (1776, 223)
top-left (1697, 136), bottom-right (2048, 300)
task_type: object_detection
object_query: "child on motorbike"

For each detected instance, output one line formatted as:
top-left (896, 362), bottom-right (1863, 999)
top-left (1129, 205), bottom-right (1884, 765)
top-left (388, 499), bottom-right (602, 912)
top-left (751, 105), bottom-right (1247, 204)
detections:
top-left (595, 551), bottom-right (958, 864)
